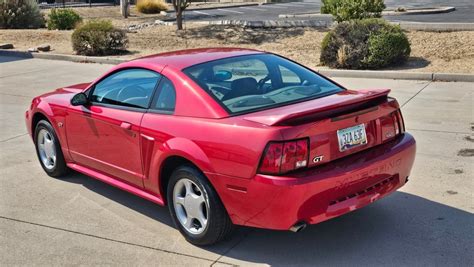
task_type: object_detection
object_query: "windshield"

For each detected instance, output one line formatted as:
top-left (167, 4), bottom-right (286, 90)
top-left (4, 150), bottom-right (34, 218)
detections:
top-left (183, 54), bottom-right (344, 114)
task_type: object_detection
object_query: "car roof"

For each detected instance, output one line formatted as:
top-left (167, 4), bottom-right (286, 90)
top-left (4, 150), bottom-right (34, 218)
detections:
top-left (132, 48), bottom-right (265, 70)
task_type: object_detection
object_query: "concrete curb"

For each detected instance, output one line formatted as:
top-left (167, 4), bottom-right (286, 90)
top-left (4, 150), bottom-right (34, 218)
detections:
top-left (396, 22), bottom-right (474, 32)
top-left (0, 50), bottom-right (126, 64)
top-left (160, 19), bottom-right (332, 28)
top-left (279, 13), bottom-right (332, 19)
top-left (207, 19), bottom-right (332, 28)
top-left (432, 73), bottom-right (474, 82)
top-left (316, 69), bottom-right (474, 82)
top-left (281, 6), bottom-right (456, 18)
top-left (317, 69), bottom-right (433, 81)
top-left (158, 18), bottom-right (474, 31)
top-left (383, 6), bottom-right (455, 16)
top-left (168, 3), bottom-right (261, 13)
top-left (1, 50), bottom-right (473, 82)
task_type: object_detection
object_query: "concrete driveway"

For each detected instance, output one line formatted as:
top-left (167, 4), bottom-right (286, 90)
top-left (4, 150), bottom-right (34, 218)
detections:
top-left (0, 56), bottom-right (472, 266)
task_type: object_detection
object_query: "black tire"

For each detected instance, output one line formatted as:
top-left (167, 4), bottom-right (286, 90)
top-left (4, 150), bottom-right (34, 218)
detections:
top-left (34, 120), bottom-right (69, 178)
top-left (167, 165), bottom-right (234, 246)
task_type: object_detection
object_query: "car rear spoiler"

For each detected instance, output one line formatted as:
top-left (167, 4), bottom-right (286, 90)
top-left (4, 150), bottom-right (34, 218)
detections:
top-left (243, 89), bottom-right (391, 126)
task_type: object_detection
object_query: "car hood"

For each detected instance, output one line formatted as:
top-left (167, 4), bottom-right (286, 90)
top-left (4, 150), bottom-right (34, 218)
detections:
top-left (34, 82), bottom-right (91, 109)
top-left (39, 82), bottom-right (91, 98)
top-left (60, 82), bottom-right (91, 93)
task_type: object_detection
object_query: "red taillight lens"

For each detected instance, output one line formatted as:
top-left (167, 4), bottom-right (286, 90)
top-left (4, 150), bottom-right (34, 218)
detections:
top-left (381, 110), bottom-right (405, 142)
top-left (280, 142), bottom-right (297, 173)
top-left (259, 138), bottom-right (309, 175)
top-left (395, 109), bottom-right (405, 133)
top-left (258, 143), bottom-right (283, 174)
top-left (295, 139), bottom-right (309, 168)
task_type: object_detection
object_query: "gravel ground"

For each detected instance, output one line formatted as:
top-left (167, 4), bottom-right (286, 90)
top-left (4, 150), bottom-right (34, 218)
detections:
top-left (1, 25), bottom-right (473, 74)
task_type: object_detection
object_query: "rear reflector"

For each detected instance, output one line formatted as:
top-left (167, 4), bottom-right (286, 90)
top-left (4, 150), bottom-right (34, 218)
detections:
top-left (258, 138), bottom-right (309, 175)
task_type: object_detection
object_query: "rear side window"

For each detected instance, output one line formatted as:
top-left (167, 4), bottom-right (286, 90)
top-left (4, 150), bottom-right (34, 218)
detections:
top-left (91, 69), bottom-right (161, 109)
top-left (152, 77), bottom-right (176, 113)
top-left (183, 54), bottom-right (343, 115)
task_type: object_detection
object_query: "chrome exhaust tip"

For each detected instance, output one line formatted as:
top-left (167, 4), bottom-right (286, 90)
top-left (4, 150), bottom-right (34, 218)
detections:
top-left (289, 221), bottom-right (307, 233)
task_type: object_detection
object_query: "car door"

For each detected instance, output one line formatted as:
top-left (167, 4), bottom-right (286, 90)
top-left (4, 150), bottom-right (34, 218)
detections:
top-left (66, 68), bottom-right (162, 188)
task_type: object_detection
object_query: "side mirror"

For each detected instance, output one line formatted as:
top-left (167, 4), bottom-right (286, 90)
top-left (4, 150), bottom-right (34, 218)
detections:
top-left (71, 92), bottom-right (89, 106)
top-left (214, 70), bottom-right (232, 81)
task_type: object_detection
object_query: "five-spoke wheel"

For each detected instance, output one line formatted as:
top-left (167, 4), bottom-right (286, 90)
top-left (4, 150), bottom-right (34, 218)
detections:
top-left (173, 178), bottom-right (209, 235)
top-left (34, 120), bottom-right (68, 177)
top-left (37, 129), bottom-right (57, 170)
top-left (167, 165), bottom-right (234, 246)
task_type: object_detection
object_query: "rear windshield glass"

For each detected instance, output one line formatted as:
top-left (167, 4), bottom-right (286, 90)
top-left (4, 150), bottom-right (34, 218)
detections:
top-left (183, 54), bottom-right (344, 114)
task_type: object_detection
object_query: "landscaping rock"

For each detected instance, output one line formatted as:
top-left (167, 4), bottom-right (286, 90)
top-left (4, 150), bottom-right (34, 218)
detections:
top-left (28, 48), bottom-right (38, 53)
top-left (128, 22), bottom-right (154, 31)
top-left (37, 44), bottom-right (51, 52)
top-left (0, 43), bottom-right (14, 49)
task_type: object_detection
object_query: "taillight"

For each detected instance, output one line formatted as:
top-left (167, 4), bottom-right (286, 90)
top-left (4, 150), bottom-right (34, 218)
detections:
top-left (381, 109), bottom-right (405, 142)
top-left (258, 138), bottom-right (309, 175)
top-left (395, 109), bottom-right (405, 133)
top-left (392, 112), bottom-right (400, 135)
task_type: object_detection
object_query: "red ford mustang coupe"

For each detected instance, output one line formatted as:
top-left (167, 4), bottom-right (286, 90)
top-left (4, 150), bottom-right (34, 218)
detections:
top-left (26, 48), bottom-right (416, 245)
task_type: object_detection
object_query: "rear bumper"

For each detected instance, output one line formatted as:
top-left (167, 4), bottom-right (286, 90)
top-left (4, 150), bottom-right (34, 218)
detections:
top-left (207, 133), bottom-right (416, 230)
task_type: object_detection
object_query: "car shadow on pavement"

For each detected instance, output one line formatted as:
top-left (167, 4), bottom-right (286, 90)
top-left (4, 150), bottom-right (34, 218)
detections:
top-left (221, 192), bottom-right (474, 266)
top-left (62, 171), bottom-right (174, 227)
top-left (61, 172), bottom-right (473, 266)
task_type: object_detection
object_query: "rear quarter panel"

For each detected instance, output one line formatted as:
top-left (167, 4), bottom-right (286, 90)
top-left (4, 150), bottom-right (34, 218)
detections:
top-left (140, 114), bottom-right (283, 197)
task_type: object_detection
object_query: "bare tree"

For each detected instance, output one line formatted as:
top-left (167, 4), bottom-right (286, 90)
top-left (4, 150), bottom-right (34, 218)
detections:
top-left (120, 0), bottom-right (130, 18)
top-left (172, 0), bottom-right (190, 30)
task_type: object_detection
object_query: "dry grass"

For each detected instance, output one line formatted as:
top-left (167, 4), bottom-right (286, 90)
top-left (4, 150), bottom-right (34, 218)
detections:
top-left (42, 6), bottom-right (167, 28)
top-left (136, 0), bottom-right (168, 14)
top-left (1, 25), bottom-right (473, 74)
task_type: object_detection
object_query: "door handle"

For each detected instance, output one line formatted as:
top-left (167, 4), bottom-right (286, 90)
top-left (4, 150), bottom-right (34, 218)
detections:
top-left (120, 122), bottom-right (132, 130)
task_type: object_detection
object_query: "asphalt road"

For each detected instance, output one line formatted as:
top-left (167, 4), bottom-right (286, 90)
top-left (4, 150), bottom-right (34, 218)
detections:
top-left (175, 0), bottom-right (474, 23)
top-left (0, 56), bottom-right (473, 266)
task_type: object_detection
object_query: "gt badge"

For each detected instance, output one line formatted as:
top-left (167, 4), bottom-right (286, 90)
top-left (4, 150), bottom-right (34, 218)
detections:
top-left (313, 155), bottom-right (324, 163)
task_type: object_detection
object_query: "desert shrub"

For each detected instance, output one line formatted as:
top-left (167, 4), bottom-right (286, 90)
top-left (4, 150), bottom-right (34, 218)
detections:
top-left (320, 19), bottom-right (410, 69)
top-left (72, 20), bottom-right (128, 56)
top-left (136, 0), bottom-right (168, 14)
top-left (0, 0), bottom-right (45, 29)
top-left (47, 8), bottom-right (82, 30)
top-left (321, 0), bottom-right (386, 22)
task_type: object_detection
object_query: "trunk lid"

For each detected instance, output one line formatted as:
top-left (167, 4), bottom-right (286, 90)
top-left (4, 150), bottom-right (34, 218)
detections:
top-left (245, 89), bottom-right (404, 168)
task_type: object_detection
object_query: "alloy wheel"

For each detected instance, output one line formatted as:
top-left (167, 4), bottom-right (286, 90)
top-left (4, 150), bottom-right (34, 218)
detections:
top-left (37, 129), bottom-right (56, 170)
top-left (173, 178), bottom-right (209, 235)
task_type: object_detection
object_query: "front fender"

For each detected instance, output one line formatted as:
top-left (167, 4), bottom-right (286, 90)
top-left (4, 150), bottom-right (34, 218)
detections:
top-left (28, 97), bottom-right (71, 161)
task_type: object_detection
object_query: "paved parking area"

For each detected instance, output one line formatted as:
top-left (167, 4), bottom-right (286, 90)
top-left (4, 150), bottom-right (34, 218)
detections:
top-left (176, 0), bottom-right (474, 23)
top-left (0, 56), bottom-right (473, 266)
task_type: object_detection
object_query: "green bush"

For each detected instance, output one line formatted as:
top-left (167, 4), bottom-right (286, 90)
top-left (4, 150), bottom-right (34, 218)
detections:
top-left (136, 0), bottom-right (168, 14)
top-left (72, 20), bottom-right (128, 56)
top-left (0, 0), bottom-right (45, 29)
top-left (320, 19), bottom-right (411, 69)
top-left (47, 8), bottom-right (82, 30)
top-left (321, 0), bottom-right (386, 22)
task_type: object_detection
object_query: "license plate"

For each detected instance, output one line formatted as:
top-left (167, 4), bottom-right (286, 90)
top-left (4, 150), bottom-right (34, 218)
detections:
top-left (337, 124), bottom-right (367, 152)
